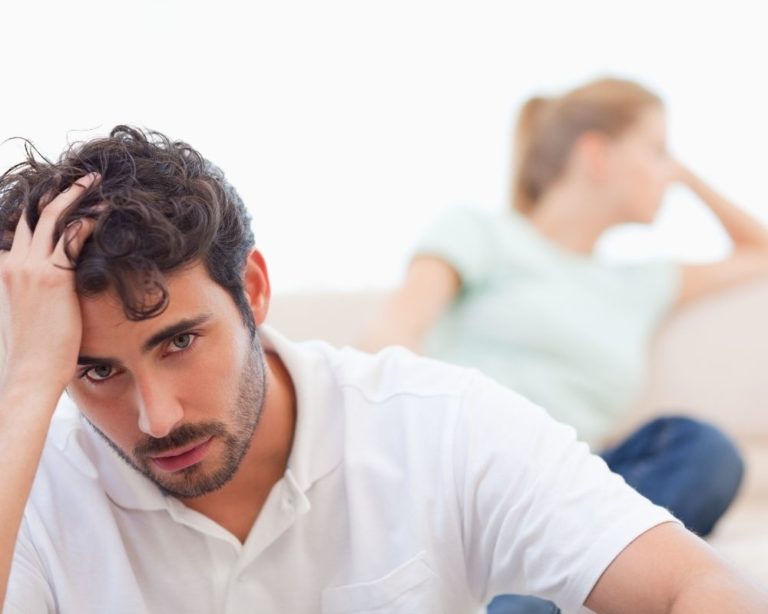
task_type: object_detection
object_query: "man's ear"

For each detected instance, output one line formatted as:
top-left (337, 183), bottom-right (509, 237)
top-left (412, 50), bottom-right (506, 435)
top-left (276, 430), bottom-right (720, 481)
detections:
top-left (243, 249), bottom-right (271, 326)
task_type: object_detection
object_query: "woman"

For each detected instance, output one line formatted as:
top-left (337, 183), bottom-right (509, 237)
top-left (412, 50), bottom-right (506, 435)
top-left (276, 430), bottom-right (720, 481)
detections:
top-left (361, 78), bottom-right (764, 612)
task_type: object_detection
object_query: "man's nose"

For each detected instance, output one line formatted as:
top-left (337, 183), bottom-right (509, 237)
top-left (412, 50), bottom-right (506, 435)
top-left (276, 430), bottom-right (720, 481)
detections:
top-left (134, 375), bottom-right (184, 439)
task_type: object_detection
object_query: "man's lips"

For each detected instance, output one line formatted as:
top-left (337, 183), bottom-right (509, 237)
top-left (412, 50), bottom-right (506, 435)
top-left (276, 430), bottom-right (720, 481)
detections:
top-left (149, 437), bottom-right (214, 472)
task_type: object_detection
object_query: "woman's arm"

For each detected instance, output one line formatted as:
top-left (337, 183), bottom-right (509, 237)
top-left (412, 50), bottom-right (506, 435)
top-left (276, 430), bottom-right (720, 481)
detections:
top-left (677, 163), bottom-right (768, 249)
top-left (675, 163), bottom-right (768, 306)
top-left (357, 255), bottom-right (461, 353)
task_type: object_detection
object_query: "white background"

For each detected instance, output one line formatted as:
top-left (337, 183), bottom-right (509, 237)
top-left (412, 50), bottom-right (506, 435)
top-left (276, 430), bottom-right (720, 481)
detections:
top-left (2, 1), bottom-right (766, 292)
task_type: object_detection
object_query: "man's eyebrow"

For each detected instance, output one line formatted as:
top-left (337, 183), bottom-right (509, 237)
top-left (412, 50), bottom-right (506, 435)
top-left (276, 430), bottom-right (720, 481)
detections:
top-left (77, 355), bottom-right (118, 366)
top-left (141, 314), bottom-right (213, 353)
top-left (76, 314), bottom-right (214, 365)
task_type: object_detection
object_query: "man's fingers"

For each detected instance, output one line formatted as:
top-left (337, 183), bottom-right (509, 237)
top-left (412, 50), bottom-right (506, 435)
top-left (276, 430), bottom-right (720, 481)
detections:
top-left (8, 207), bottom-right (34, 259)
top-left (29, 172), bottom-right (99, 259)
top-left (50, 217), bottom-right (98, 268)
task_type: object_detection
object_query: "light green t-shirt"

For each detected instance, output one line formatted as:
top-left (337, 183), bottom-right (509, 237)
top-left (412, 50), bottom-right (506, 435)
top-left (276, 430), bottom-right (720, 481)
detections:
top-left (417, 207), bottom-right (680, 447)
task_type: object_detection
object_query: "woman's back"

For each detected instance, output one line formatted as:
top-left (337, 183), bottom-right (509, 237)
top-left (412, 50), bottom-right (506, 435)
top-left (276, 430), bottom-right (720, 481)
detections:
top-left (419, 206), bottom-right (678, 445)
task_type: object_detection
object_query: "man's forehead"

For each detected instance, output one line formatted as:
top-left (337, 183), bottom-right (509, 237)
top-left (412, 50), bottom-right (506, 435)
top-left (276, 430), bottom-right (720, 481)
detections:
top-left (78, 264), bottom-right (228, 345)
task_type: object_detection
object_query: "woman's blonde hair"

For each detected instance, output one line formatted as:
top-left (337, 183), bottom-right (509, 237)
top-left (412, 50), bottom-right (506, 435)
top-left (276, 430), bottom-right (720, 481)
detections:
top-left (511, 77), bottom-right (663, 213)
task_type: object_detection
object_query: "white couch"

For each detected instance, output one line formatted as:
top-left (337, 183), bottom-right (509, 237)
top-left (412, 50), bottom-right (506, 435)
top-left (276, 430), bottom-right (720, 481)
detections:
top-left (267, 280), bottom-right (768, 586)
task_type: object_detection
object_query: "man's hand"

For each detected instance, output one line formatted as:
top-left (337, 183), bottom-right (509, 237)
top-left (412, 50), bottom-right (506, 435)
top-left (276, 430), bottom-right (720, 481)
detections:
top-left (0, 172), bottom-right (101, 606)
top-left (0, 173), bottom-right (99, 395)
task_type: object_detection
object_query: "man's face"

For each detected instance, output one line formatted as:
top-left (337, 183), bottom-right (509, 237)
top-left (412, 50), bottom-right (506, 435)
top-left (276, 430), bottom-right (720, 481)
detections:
top-left (67, 262), bottom-right (266, 498)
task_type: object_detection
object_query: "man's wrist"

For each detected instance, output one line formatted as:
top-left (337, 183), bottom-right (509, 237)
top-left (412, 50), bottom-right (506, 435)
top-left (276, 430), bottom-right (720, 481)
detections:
top-left (0, 376), bottom-right (65, 420)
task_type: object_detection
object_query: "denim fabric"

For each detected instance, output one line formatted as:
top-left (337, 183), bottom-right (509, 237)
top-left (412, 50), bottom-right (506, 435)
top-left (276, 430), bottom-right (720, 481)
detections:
top-left (486, 416), bottom-right (743, 613)
top-left (600, 415), bottom-right (744, 537)
top-left (487, 595), bottom-right (560, 613)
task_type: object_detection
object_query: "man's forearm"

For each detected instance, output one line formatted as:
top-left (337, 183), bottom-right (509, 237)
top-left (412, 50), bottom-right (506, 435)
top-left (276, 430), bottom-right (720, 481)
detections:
top-left (0, 383), bottom-right (62, 604)
top-left (670, 566), bottom-right (768, 613)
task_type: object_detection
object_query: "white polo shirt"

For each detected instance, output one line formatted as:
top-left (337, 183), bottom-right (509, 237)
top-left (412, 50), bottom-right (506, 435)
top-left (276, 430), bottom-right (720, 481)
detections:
top-left (5, 328), bottom-right (675, 614)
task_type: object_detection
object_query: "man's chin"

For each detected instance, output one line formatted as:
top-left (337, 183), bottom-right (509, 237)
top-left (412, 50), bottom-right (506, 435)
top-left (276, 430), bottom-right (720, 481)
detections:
top-left (144, 464), bottom-right (235, 499)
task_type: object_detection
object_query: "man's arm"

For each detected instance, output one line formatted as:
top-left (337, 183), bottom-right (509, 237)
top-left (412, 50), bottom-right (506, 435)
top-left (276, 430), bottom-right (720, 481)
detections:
top-left (0, 174), bottom-right (98, 604)
top-left (452, 373), bottom-right (767, 611)
top-left (585, 522), bottom-right (768, 613)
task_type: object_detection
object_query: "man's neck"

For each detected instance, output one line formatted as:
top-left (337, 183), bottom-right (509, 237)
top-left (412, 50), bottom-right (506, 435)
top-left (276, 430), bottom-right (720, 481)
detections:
top-left (181, 349), bottom-right (297, 542)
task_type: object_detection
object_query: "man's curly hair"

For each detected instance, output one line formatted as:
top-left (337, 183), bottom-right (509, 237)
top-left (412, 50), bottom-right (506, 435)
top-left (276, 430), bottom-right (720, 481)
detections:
top-left (0, 125), bottom-right (256, 335)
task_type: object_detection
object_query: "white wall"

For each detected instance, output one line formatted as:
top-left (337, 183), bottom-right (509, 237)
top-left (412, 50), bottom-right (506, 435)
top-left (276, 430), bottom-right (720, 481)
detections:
top-left (2, 0), bottom-right (767, 292)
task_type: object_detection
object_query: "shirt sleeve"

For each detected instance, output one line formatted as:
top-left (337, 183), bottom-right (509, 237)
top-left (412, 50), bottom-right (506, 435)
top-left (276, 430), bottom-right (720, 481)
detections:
top-left (3, 518), bottom-right (55, 614)
top-left (414, 207), bottom-right (498, 288)
top-left (453, 373), bottom-right (678, 613)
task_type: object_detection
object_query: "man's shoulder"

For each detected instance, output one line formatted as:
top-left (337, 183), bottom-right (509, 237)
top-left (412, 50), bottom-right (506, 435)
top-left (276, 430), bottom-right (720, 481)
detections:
top-left (283, 334), bottom-right (538, 414)
top-left (297, 339), bottom-right (540, 430)
top-left (329, 344), bottom-right (479, 402)
top-left (270, 329), bottom-right (478, 399)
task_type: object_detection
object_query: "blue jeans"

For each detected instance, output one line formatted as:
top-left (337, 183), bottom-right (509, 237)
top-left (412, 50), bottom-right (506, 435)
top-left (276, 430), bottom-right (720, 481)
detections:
top-left (487, 416), bottom-right (744, 614)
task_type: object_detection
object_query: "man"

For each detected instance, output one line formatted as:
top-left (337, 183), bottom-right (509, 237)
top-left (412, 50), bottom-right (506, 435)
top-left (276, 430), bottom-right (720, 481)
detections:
top-left (0, 126), bottom-right (765, 613)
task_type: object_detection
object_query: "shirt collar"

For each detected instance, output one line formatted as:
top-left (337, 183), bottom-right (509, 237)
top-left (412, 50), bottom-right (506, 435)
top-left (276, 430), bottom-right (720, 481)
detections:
top-left (258, 326), bottom-right (344, 492)
top-left (49, 399), bottom-right (168, 512)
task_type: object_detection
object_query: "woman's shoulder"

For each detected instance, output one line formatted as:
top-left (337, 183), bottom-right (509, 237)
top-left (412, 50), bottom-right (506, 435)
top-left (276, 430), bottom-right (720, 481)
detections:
top-left (416, 206), bottom-right (517, 284)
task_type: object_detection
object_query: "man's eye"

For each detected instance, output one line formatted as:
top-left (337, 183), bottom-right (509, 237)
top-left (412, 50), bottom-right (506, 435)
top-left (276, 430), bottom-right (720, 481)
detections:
top-left (86, 365), bottom-right (114, 381)
top-left (168, 333), bottom-right (195, 352)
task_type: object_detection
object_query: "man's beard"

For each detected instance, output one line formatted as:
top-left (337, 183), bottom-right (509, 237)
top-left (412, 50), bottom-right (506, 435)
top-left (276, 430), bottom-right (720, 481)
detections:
top-left (87, 336), bottom-right (267, 498)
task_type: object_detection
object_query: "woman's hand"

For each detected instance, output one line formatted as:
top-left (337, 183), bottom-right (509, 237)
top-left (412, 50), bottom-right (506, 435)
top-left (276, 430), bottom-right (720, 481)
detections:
top-left (669, 158), bottom-right (698, 188)
top-left (669, 161), bottom-right (768, 305)
top-left (668, 159), bottom-right (768, 250)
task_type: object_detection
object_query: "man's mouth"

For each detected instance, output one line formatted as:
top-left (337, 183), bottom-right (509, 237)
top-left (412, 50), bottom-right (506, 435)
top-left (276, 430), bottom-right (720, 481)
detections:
top-left (149, 436), bottom-right (214, 473)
